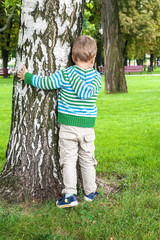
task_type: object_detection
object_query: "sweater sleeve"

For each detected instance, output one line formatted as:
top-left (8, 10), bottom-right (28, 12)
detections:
top-left (69, 71), bottom-right (102, 100)
top-left (24, 70), bottom-right (63, 90)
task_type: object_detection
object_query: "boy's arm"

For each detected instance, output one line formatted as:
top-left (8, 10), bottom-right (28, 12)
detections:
top-left (18, 66), bottom-right (63, 90)
top-left (69, 71), bottom-right (101, 99)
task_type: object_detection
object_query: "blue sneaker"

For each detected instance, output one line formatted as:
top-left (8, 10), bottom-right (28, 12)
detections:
top-left (84, 192), bottom-right (99, 202)
top-left (56, 194), bottom-right (78, 208)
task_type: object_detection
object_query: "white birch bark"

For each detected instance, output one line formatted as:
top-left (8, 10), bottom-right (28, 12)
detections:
top-left (0, 0), bottom-right (85, 202)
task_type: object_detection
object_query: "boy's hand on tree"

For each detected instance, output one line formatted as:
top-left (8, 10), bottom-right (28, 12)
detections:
top-left (18, 66), bottom-right (27, 81)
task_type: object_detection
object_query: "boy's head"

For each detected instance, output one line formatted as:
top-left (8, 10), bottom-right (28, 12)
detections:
top-left (72, 35), bottom-right (97, 63)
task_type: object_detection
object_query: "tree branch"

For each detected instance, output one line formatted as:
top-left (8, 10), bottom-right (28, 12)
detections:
top-left (0, 7), bottom-right (16, 33)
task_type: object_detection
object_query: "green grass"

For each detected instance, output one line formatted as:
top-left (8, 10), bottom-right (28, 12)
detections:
top-left (95, 75), bottom-right (160, 180)
top-left (0, 75), bottom-right (160, 239)
top-left (0, 77), bottom-right (13, 171)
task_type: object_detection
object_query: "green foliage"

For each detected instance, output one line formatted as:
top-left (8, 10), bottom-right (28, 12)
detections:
top-left (0, 74), bottom-right (160, 239)
top-left (82, 9), bottom-right (95, 36)
top-left (84, 0), bottom-right (160, 61)
top-left (82, 0), bottom-right (101, 42)
top-left (118, 0), bottom-right (160, 59)
top-left (0, 0), bottom-right (21, 62)
top-left (83, 0), bottom-right (103, 66)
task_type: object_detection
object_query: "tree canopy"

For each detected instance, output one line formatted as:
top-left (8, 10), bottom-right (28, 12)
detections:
top-left (83, 0), bottom-right (160, 64)
top-left (118, 0), bottom-right (160, 61)
top-left (0, 0), bottom-right (20, 66)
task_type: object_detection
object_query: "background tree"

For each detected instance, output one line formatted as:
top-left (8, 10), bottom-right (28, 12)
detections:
top-left (0, 0), bottom-right (85, 202)
top-left (101, 0), bottom-right (127, 94)
top-left (0, 7), bottom-right (16, 33)
top-left (0, 0), bottom-right (20, 74)
top-left (119, 0), bottom-right (160, 67)
top-left (83, 0), bottom-right (103, 69)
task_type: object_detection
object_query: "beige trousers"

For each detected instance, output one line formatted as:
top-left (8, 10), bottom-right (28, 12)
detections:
top-left (59, 124), bottom-right (97, 195)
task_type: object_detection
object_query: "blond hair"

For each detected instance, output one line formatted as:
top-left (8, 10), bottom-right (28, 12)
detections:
top-left (72, 35), bottom-right (97, 62)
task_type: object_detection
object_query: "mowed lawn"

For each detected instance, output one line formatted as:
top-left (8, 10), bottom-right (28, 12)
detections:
top-left (0, 75), bottom-right (160, 239)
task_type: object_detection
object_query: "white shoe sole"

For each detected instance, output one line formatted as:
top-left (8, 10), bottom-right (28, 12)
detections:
top-left (56, 200), bottom-right (78, 208)
top-left (84, 196), bottom-right (93, 202)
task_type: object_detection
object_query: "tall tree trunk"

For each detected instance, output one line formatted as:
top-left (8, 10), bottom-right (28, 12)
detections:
top-left (150, 53), bottom-right (154, 70)
top-left (123, 39), bottom-right (128, 66)
top-left (1, 47), bottom-right (10, 78)
top-left (124, 57), bottom-right (128, 66)
top-left (101, 0), bottom-right (127, 94)
top-left (1, 24), bottom-right (12, 77)
top-left (96, 30), bottom-right (103, 71)
top-left (2, 47), bottom-right (9, 78)
top-left (0, 0), bottom-right (85, 203)
top-left (137, 58), bottom-right (143, 66)
top-left (96, 39), bottom-right (102, 70)
top-left (2, 48), bottom-right (9, 69)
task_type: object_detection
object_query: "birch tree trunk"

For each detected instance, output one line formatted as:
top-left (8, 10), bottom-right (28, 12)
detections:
top-left (101, 0), bottom-right (127, 94)
top-left (0, 0), bottom-right (85, 202)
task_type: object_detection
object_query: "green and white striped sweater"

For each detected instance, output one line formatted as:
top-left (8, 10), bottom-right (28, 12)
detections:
top-left (24, 65), bottom-right (102, 128)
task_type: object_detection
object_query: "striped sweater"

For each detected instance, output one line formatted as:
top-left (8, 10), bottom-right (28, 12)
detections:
top-left (24, 65), bottom-right (102, 128)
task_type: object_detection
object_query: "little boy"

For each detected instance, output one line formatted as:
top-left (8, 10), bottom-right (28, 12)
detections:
top-left (18, 35), bottom-right (102, 208)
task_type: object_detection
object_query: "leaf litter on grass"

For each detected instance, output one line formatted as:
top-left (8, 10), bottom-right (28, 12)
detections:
top-left (96, 175), bottom-right (120, 199)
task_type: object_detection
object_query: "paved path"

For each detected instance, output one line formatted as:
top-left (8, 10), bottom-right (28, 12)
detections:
top-left (126, 74), bottom-right (160, 76)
